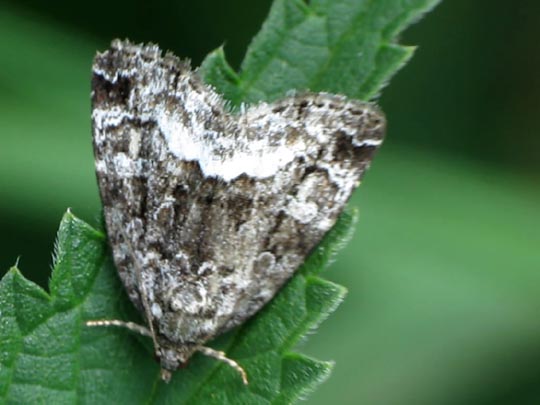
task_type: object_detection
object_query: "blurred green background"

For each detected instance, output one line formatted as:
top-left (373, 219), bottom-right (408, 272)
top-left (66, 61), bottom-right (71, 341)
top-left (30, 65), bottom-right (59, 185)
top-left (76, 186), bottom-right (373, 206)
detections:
top-left (1, 0), bottom-right (539, 404)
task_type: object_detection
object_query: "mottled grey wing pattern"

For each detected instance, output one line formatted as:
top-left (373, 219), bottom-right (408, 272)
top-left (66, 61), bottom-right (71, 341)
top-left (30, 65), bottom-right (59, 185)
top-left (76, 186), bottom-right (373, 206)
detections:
top-left (91, 40), bottom-right (384, 363)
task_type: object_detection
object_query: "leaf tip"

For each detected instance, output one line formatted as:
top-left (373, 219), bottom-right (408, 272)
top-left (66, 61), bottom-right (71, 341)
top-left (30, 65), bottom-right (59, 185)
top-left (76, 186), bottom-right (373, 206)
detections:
top-left (2, 266), bottom-right (22, 281)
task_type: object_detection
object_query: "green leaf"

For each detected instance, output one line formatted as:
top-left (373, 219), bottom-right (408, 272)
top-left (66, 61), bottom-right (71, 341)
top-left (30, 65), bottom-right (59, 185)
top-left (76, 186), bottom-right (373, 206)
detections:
top-left (200, 0), bottom-right (440, 105)
top-left (0, 210), bottom-right (348, 404)
top-left (1, 0), bottom-right (440, 403)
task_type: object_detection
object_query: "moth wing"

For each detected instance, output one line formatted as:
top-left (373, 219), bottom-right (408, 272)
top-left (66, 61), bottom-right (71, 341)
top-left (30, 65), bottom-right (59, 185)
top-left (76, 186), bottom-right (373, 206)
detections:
top-left (91, 40), bottom-right (385, 349)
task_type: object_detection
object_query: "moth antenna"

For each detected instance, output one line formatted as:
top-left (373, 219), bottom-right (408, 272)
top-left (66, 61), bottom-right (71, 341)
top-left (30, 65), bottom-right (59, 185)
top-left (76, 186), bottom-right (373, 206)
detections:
top-left (86, 319), bottom-right (153, 338)
top-left (197, 346), bottom-right (248, 385)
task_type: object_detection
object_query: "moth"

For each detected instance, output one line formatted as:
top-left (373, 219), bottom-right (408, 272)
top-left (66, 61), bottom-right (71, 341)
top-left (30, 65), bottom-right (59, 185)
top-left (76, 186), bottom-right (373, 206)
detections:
top-left (88, 39), bottom-right (385, 383)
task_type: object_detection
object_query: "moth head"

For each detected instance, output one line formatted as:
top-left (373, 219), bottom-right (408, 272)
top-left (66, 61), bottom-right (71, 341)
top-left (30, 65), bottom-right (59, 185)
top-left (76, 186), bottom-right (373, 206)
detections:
top-left (156, 343), bottom-right (197, 382)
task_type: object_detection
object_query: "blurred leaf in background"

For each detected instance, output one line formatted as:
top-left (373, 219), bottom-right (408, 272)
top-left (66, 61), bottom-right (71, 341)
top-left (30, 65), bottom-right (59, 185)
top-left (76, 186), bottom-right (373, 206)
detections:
top-left (1, 0), bottom-right (539, 404)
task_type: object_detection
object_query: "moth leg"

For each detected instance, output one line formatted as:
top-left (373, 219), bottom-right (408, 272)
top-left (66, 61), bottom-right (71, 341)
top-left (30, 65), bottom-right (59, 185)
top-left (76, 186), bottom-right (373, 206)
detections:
top-left (86, 320), bottom-right (174, 384)
top-left (86, 319), bottom-right (153, 338)
top-left (197, 346), bottom-right (248, 385)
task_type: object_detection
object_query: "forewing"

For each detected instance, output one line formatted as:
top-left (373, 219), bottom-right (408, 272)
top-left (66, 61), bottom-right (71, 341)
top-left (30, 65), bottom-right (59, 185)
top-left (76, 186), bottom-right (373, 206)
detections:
top-left (212, 93), bottom-right (385, 333)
